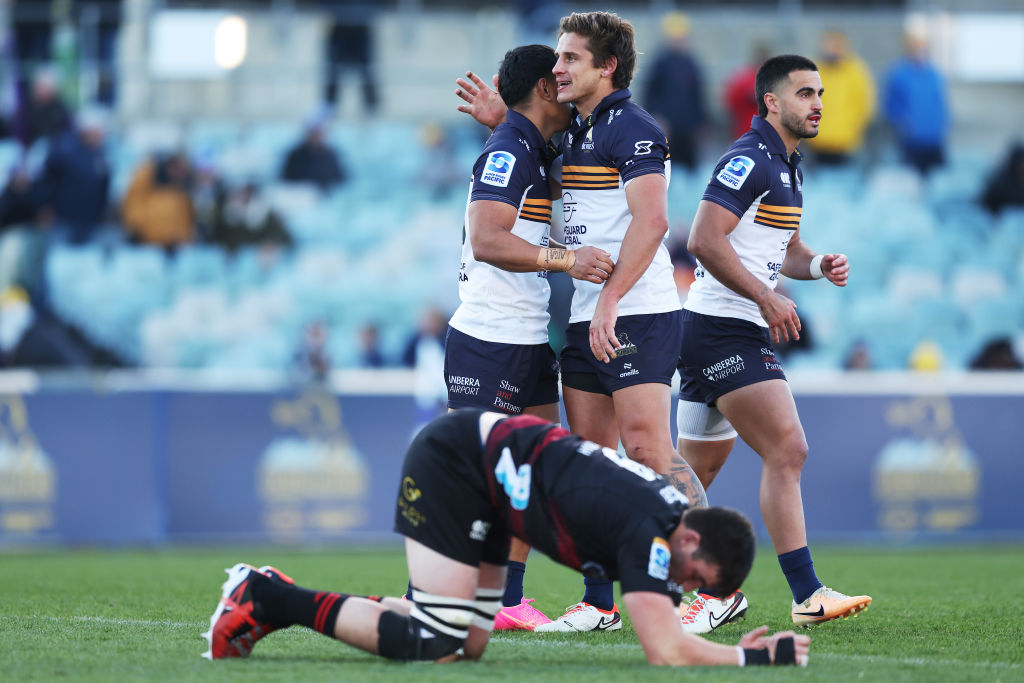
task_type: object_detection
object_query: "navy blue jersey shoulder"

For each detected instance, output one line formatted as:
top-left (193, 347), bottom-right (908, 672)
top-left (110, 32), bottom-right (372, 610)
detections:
top-left (471, 110), bottom-right (552, 206)
top-left (562, 89), bottom-right (668, 184)
top-left (702, 115), bottom-right (804, 219)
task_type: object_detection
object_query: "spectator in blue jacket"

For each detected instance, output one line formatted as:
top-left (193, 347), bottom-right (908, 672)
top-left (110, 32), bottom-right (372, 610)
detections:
top-left (882, 32), bottom-right (948, 176)
top-left (39, 108), bottom-right (111, 244)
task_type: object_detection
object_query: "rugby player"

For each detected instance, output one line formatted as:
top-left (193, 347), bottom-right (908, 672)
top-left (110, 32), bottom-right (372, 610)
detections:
top-left (675, 54), bottom-right (871, 633)
top-left (202, 410), bottom-right (810, 667)
top-left (445, 44), bottom-right (613, 631)
top-left (456, 11), bottom-right (709, 632)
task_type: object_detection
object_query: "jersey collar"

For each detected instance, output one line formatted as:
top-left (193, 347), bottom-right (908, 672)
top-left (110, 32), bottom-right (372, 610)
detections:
top-left (570, 88), bottom-right (633, 136)
top-left (505, 109), bottom-right (548, 158)
top-left (749, 115), bottom-right (803, 167)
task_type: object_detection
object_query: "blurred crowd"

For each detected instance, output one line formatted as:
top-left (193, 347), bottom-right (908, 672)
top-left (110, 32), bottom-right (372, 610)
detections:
top-left (1, 9), bottom-right (1022, 375)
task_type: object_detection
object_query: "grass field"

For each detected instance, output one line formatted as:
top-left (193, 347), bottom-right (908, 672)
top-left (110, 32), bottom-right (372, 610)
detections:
top-left (2, 544), bottom-right (1022, 682)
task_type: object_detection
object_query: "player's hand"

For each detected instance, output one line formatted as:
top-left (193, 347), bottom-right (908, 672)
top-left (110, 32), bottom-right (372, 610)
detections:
top-left (821, 253), bottom-right (848, 287)
top-left (589, 295), bottom-right (621, 363)
top-left (738, 626), bottom-right (811, 666)
top-left (455, 71), bottom-right (507, 130)
top-left (567, 246), bottom-right (614, 283)
top-left (757, 290), bottom-right (801, 344)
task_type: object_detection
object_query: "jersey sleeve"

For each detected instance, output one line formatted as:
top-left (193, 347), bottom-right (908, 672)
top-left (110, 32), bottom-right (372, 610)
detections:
top-left (702, 149), bottom-right (771, 218)
top-left (470, 141), bottom-right (534, 207)
top-left (608, 116), bottom-right (668, 184)
top-left (615, 521), bottom-right (676, 596)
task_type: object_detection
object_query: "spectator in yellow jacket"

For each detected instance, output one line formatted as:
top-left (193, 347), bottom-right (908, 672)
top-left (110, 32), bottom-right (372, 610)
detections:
top-left (807, 30), bottom-right (876, 166)
top-left (121, 152), bottom-right (195, 249)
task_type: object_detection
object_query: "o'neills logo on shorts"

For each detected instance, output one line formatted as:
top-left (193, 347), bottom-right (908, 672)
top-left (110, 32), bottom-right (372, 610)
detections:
top-left (703, 355), bottom-right (744, 382)
top-left (449, 375), bottom-right (481, 396)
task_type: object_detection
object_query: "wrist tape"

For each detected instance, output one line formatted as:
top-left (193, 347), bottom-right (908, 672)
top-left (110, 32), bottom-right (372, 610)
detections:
top-left (537, 247), bottom-right (575, 272)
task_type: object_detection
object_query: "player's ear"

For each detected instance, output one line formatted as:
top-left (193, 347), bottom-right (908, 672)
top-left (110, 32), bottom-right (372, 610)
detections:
top-left (764, 91), bottom-right (780, 115)
top-left (674, 526), bottom-right (701, 553)
top-left (600, 55), bottom-right (618, 79)
top-left (537, 76), bottom-right (554, 101)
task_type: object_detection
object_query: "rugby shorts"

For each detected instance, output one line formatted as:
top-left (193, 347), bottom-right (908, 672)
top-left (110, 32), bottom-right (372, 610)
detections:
top-left (444, 326), bottom-right (559, 413)
top-left (393, 410), bottom-right (510, 567)
top-left (560, 310), bottom-right (682, 395)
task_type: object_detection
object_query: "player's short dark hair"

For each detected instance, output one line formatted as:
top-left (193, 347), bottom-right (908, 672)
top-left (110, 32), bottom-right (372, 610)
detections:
top-left (684, 506), bottom-right (755, 595)
top-left (755, 54), bottom-right (818, 118)
top-left (559, 11), bottom-right (637, 90)
top-left (498, 44), bottom-right (558, 109)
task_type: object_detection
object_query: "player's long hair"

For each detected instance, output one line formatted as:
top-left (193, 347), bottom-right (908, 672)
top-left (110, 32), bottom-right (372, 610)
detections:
top-left (684, 507), bottom-right (755, 595)
top-left (559, 11), bottom-right (637, 90)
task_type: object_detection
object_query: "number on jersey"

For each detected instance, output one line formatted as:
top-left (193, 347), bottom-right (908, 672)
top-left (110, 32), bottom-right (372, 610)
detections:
top-left (495, 447), bottom-right (532, 510)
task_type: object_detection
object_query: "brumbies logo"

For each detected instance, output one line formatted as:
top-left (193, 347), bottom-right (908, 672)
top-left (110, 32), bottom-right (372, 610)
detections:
top-left (648, 536), bottom-right (671, 580)
top-left (481, 151), bottom-right (516, 187)
top-left (716, 155), bottom-right (755, 190)
top-left (616, 332), bottom-right (638, 356)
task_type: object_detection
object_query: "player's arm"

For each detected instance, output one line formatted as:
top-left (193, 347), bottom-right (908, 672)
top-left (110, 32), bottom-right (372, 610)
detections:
top-left (456, 71), bottom-right (507, 131)
top-left (589, 173), bottom-right (668, 362)
top-left (780, 226), bottom-right (849, 286)
top-left (468, 199), bottom-right (613, 282)
top-left (624, 591), bottom-right (810, 667)
top-left (688, 200), bottom-right (802, 343)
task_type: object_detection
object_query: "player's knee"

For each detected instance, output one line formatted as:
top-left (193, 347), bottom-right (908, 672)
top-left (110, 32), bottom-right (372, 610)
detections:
top-left (770, 432), bottom-right (808, 472)
top-left (377, 610), bottom-right (465, 661)
top-left (377, 589), bottom-right (497, 662)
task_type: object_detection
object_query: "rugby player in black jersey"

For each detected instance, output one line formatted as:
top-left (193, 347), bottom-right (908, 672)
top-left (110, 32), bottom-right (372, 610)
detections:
top-left (203, 410), bottom-right (809, 667)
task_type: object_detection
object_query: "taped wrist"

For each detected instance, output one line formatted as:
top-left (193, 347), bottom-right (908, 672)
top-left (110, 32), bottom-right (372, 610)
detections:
top-left (772, 636), bottom-right (797, 664)
top-left (742, 648), bottom-right (771, 665)
top-left (537, 247), bottom-right (576, 272)
top-left (809, 254), bottom-right (825, 279)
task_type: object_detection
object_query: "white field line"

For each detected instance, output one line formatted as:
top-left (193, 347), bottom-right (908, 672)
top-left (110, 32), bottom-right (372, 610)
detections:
top-left (3, 616), bottom-right (1018, 671)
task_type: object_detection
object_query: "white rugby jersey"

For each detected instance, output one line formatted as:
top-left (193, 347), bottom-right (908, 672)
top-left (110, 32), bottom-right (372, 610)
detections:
top-left (685, 116), bottom-right (804, 327)
top-left (559, 89), bottom-right (680, 324)
top-left (449, 110), bottom-right (556, 345)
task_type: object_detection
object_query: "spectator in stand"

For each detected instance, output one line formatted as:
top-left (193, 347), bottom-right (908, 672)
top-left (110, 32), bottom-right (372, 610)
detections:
top-left (0, 166), bottom-right (51, 299)
top-left (969, 338), bottom-right (1023, 370)
top-left (210, 182), bottom-right (292, 253)
top-left (293, 319), bottom-right (331, 383)
top-left (641, 12), bottom-right (706, 172)
top-left (402, 307), bottom-right (448, 434)
top-left (281, 113), bottom-right (348, 193)
top-left (357, 323), bottom-right (387, 368)
top-left (14, 68), bottom-right (71, 151)
top-left (807, 30), bottom-right (875, 166)
top-left (324, 13), bottom-right (379, 114)
top-left (722, 45), bottom-right (772, 140)
top-left (843, 340), bottom-right (873, 371)
top-left (980, 142), bottom-right (1024, 215)
top-left (882, 31), bottom-right (948, 176)
top-left (121, 151), bottom-right (195, 249)
top-left (38, 107), bottom-right (111, 245)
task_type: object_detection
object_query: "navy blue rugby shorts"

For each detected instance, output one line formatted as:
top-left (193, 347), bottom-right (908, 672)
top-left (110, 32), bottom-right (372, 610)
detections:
top-left (444, 326), bottom-right (560, 413)
top-left (677, 309), bottom-right (787, 404)
top-left (560, 310), bottom-right (681, 395)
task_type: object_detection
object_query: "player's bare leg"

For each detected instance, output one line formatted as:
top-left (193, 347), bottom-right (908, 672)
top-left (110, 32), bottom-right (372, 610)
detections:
top-left (717, 379), bottom-right (870, 625)
top-left (462, 562), bottom-right (507, 659)
top-left (613, 383), bottom-right (708, 508)
top-left (716, 380), bottom-right (808, 553)
top-left (562, 386), bottom-right (619, 448)
top-left (677, 436), bottom-right (737, 490)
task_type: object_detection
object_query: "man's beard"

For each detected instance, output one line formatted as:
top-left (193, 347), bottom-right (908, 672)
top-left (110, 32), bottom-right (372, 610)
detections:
top-left (781, 108), bottom-right (818, 140)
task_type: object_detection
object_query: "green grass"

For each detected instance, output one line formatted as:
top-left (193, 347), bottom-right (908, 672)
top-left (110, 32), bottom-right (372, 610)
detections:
top-left (1, 545), bottom-right (1022, 682)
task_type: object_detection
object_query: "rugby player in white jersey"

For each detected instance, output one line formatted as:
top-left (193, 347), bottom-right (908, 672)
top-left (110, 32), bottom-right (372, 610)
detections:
top-left (676, 54), bottom-right (871, 633)
top-left (444, 44), bottom-right (613, 632)
top-left (456, 11), bottom-right (709, 632)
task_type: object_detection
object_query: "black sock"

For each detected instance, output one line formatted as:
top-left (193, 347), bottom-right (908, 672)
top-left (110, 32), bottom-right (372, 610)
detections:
top-left (252, 576), bottom-right (348, 636)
